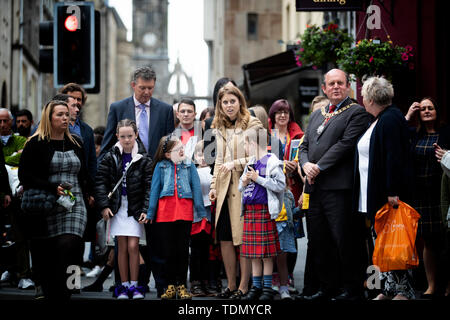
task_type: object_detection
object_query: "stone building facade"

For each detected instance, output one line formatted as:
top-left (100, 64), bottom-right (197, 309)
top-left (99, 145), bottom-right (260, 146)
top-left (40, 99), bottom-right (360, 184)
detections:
top-left (204, 0), bottom-right (283, 92)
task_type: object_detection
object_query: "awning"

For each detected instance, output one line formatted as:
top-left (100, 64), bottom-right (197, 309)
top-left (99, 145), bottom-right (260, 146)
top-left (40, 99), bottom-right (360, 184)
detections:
top-left (242, 49), bottom-right (305, 92)
top-left (241, 49), bottom-right (322, 124)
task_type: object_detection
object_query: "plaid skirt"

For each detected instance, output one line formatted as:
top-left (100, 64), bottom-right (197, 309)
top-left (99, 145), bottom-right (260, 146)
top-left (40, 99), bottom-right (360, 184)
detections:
top-left (413, 175), bottom-right (444, 238)
top-left (47, 150), bottom-right (86, 238)
top-left (241, 204), bottom-right (281, 259)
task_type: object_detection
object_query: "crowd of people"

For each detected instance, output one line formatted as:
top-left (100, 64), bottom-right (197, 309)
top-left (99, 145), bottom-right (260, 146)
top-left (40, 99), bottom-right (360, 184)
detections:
top-left (0, 65), bottom-right (449, 302)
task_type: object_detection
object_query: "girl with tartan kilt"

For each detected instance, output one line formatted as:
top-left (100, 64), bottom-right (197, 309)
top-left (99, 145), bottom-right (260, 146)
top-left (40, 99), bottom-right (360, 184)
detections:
top-left (238, 131), bottom-right (286, 300)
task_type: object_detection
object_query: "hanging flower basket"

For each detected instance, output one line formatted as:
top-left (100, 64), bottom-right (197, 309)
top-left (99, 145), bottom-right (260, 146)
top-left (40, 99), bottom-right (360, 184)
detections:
top-left (295, 23), bottom-right (353, 69)
top-left (336, 37), bottom-right (414, 81)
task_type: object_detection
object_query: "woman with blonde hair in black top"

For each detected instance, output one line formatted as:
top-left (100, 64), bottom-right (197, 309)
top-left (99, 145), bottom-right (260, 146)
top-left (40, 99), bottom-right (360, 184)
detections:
top-left (19, 100), bottom-right (93, 300)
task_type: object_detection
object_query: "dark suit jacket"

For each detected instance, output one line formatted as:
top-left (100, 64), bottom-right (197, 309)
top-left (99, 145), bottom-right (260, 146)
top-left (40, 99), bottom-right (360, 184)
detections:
top-left (99, 96), bottom-right (174, 160)
top-left (353, 105), bottom-right (413, 223)
top-left (79, 120), bottom-right (97, 181)
top-left (299, 97), bottom-right (371, 191)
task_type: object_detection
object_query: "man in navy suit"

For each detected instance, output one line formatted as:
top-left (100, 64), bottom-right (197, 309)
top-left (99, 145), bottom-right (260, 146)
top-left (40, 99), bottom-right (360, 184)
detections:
top-left (99, 66), bottom-right (174, 160)
top-left (99, 66), bottom-right (174, 297)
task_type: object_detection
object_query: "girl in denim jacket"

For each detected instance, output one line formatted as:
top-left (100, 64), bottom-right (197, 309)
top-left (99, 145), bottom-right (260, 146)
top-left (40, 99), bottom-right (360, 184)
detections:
top-left (147, 134), bottom-right (207, 299)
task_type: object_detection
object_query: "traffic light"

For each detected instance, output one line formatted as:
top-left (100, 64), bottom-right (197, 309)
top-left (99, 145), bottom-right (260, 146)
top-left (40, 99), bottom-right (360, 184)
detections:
top-left (54, 2), bottom-right (95, 89)
top-left (87, 9), bottom-right (100, 94)
top-left (39, 21), bottom-right (53, 73)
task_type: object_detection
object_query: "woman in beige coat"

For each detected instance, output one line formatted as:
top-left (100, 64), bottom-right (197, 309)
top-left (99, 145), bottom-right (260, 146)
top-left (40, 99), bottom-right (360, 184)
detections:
top-left (209, 84), bottom-right (263, 299)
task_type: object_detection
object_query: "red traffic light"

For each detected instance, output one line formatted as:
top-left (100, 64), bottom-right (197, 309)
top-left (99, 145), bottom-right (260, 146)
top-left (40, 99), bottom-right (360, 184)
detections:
top-left (64, 15), bottom-right (78, 32)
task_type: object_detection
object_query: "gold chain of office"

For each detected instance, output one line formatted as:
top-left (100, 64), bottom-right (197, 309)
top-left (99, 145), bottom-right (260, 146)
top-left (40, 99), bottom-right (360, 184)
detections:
top-left (320, 103), bottom-right (357, 119)
top-left (316, 103), bottom-right (357, 135)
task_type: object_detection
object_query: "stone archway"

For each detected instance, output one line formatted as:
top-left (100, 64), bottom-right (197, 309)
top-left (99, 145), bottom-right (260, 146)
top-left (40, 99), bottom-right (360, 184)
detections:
top-left (167, 57), bottom-right (195, 103)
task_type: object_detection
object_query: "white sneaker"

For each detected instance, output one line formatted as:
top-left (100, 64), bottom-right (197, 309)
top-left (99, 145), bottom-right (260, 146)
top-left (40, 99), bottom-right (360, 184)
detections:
top-left (131, 288), bottom-right (145, 300)
top-left (86, 266), bottom-right (102, 278)
top-left (1, 270), bottom-right (11, 282)
top-left (271, 285), bottom-right (280, 292)
top-left (18, 278), bottom-right (35, 289)
top-left (280, 290), bottom-right (293, 300)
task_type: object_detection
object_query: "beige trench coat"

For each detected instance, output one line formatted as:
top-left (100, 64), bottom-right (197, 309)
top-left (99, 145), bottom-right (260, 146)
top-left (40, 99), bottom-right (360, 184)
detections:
top-left (210, 116), bottom-right (263, 245)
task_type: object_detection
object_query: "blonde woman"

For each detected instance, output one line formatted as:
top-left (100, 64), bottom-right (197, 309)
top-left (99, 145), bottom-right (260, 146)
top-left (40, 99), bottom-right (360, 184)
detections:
top-left (19, 100), bottom-right (93, 300)
top-left (209, 84), bottom-right (263, 299)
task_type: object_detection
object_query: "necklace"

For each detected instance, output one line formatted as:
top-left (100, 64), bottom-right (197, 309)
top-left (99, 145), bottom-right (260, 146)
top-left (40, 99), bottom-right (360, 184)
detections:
top-left (316, 103), bottom-right (356, 135)
top-left (216, 125), bottom-right (240, 157)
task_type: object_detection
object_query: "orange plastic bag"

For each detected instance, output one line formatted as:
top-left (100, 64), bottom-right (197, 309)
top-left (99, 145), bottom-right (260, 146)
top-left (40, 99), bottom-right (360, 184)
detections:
top-left (372, 200), bottom-right (421, 272)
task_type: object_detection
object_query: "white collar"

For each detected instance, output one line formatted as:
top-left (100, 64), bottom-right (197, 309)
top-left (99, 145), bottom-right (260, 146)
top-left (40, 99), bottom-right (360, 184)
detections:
top-left (114, 141), bottom-right (142, 162)
top-left (133, 95), bottom-right (151, 108)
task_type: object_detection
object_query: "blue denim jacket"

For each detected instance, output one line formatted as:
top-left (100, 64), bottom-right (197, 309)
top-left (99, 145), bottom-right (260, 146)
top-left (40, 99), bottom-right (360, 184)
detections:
top-left (147, 159), bottom-right (207, 221)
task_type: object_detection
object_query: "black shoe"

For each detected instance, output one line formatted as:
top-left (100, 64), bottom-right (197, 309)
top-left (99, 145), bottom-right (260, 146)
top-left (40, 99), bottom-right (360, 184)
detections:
top-left (217, 287), bottom-right (236, 299)
top-left (304, 290), bottom-right (332, 301)
top-left (332, 290), bottom-right (364, 301)
top-left (190, 284), bottom-right (207, 297)
top-left (230, 289), bottom-right (246, 300)
top-left (242, 287), bottom-right (262, 300)
top-left (82, 282), bottom-right (103, 292)
top-left (259, 287), bottom-right (276, 301)
top-left (205, 285), bottom-right (219, 297)
top-left (294, 293), bottom-right (310, 301)
top-left (419, 292), bottom-right (436, 300)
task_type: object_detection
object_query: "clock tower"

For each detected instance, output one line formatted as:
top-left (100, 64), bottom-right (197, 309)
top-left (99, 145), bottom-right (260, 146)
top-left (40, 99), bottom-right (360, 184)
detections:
top-left (132, 0), bottom-right (171, 103)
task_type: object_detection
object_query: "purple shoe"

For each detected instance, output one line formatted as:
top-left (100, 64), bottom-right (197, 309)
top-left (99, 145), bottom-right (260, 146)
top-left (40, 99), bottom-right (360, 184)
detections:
top-left (115, 285), bottom-right (129, 300)
top-left (129, 286), bottom-right (145, 300)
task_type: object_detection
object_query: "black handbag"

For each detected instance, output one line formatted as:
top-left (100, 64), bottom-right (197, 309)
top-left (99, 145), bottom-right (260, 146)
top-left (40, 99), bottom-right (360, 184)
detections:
top-left (21, 188), bottom-right (57, 216)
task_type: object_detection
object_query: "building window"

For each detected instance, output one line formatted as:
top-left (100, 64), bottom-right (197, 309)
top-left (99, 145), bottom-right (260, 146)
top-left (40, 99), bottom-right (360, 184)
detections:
top-left (1, 82), bottom-right (6, 108)
top-left (21, 63), bottom-right (27, 108)
top-left (30, 75), bottom-right (37, 116)
top-left (247, 13), bottom-right (258, 41)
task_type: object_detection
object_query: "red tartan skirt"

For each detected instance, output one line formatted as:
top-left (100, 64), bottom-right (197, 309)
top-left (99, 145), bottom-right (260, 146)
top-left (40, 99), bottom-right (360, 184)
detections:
top-left (241, 204), bottom-right (281, 259)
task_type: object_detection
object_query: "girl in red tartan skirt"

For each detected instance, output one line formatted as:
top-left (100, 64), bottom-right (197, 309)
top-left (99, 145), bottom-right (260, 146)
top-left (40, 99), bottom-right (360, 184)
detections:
top-left (238, 132), bottom-right (286, 300)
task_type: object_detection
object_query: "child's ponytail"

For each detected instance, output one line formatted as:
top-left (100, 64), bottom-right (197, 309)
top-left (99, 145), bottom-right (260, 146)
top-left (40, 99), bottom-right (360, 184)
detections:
top-left (151, 133), bottom-right (179, 171)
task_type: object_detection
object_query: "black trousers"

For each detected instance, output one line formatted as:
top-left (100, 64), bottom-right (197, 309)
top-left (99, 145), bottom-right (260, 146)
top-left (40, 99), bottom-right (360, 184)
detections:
top-left (30, 234), bottom-right (82, 300)
top-left (189, 231), bottom-right (211, 283)
top-left (302, 215), bottom-right (320, 295)
top-left (157, 220), bottom-right (192, 286)
top-left (306, 188), bottom-right (365, 295)
top-left (8, 198), bottom-right (32, 280)
top-left (145, 222), bottom-right (167, 293)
